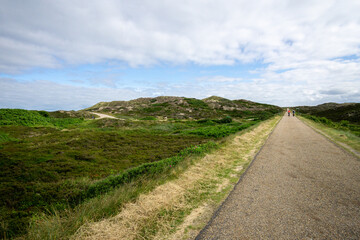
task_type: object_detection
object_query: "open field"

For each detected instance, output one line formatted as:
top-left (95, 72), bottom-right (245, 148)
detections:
top-left (0, 104), bottom-right (281, 239)
top-left (296, 102), bottom-right (360, 124)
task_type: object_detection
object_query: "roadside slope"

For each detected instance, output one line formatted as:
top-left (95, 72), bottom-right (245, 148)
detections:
top-left (299, 116), bottom-right (360, 158)
top-left (72, 117), bottom-right (281, 240)
top-left (197, 115), bottom-right (360, 239)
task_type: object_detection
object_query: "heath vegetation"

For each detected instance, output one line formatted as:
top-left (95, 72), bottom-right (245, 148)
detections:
top-left (0, 96), bottom-right (282, 238)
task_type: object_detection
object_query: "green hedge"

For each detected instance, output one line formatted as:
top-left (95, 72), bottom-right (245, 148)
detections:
top-left (303, 114), bottom-right (360, 137)
top-left (184, 121), bottom-right (258, 138)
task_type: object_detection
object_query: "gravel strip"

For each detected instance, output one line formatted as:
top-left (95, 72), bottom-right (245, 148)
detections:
top-left (196, 115), bottom-right (360, 239)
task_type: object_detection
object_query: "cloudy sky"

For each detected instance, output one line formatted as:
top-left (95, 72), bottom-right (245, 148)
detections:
top-left (1, 0), bottom-right (360, 110)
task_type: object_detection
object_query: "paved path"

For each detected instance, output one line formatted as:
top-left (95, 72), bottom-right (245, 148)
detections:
top-left (197, 115), bottom-right (360, 239)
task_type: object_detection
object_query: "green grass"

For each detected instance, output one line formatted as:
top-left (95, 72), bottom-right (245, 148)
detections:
top-left (184, 121), bottom-right (259, 138)
top-left (0, 109), bottom-right (83, 128)
top-left (301, 114), bottom-right (360, 137)
top-left (140, 116), bottom-right (157, 120)
top-left (0, 108), bottom-right (278, 238)
top-left (25, 142), bottom-right (219, 240)
top-left (0, 127), bottom-right (206, 237)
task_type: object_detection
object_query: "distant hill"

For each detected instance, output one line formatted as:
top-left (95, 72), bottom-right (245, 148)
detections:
top-left (85, 96), bottom-right (282, 120)
top-left (296, 102), bottom-right (360, 123)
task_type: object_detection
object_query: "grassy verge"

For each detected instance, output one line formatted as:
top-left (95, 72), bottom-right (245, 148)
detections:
top-left (71, 116), bottom-right (281, 240)
top-left (300, 114), bottom-right (360, 136)
top-left (299, 116), bottom-right (360, 156)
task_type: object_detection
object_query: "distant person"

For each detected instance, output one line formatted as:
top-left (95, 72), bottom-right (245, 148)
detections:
top-left (288, 110), bottom-right (290, 117)
top-left (292, 110), bottom-right (295, 116)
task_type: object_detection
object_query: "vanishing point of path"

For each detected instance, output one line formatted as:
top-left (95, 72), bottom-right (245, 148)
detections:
top-left (197, 115), bottom-right (360, 239)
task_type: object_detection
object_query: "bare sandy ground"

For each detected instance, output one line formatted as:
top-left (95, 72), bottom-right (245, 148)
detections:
top-left (197, 115), bottom-right (360, 239)
top-left (90, 112), bottom-right (117, 119)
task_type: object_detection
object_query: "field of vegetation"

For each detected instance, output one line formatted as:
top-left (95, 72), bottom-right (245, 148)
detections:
top-left (296, 102), bottom-right (360, 124)
top-left (0, 105), bottom-right (281, 239)
top-left (296, 102), bottom-right (360, 150)
top-left (300, 114), bottom-right (360, 137)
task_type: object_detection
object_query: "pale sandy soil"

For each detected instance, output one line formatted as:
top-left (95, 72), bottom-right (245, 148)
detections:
top-left (90, 112), bottom-right (117, 119)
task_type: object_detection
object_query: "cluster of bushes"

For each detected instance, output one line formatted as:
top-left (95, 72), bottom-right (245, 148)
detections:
top-left (184, 98), bottom-right (209, 109)
top-left (197, 116), bottom-right (232, 125)
top-left (0, 109), bottom-right (83, 127)
top-left (303, 114), bottom-right (360, 137)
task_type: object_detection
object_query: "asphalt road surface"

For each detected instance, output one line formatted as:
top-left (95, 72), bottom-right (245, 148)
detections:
top-left (196, 115), bottom-right (360, 239)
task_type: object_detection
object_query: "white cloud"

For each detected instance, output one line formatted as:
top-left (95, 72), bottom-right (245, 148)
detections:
top-left (197, 76), bottom-right (243, 83)
top-left (0, 0), bottom-right (359, 107)
top-left (2, 71), bottom-right (358, 111)
top-left (1, 0), bottom-right (359, 72)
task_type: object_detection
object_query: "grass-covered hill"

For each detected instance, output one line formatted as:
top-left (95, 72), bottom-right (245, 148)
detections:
top-left (296, 102), bottom-right (360, 124)
top-left (86, 96), bottom-right (282, 120)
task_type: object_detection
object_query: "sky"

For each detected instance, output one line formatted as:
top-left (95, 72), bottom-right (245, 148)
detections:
top-left (1, 0), bottom-right (360, 111)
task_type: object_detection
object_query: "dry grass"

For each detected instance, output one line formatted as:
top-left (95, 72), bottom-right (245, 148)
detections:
top-left (72, 116), bottom-right (281, 240)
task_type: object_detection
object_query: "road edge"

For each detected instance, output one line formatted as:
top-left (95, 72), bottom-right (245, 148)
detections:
top-left (298, 116), bottom-right (360, 159)
top-left (195, 115), bottom-right (283, 239)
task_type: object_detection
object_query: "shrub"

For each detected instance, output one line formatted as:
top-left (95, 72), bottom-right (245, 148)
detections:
top-left (214, 116), bottom-right (232, 124)
top-left (141, 116), bottom-right (157, 120)
top-left (142, 107), bottom-right (162, 113)
top-left (184, 98), bottom-right (209, 109)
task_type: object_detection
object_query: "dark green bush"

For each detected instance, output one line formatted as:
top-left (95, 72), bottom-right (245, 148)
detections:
top-left (214, 116), bottom-right (233, 124)
top-left (184, 98), bottom-right (209, 109)
top-left (37, 111), bottom-right (50, 118)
